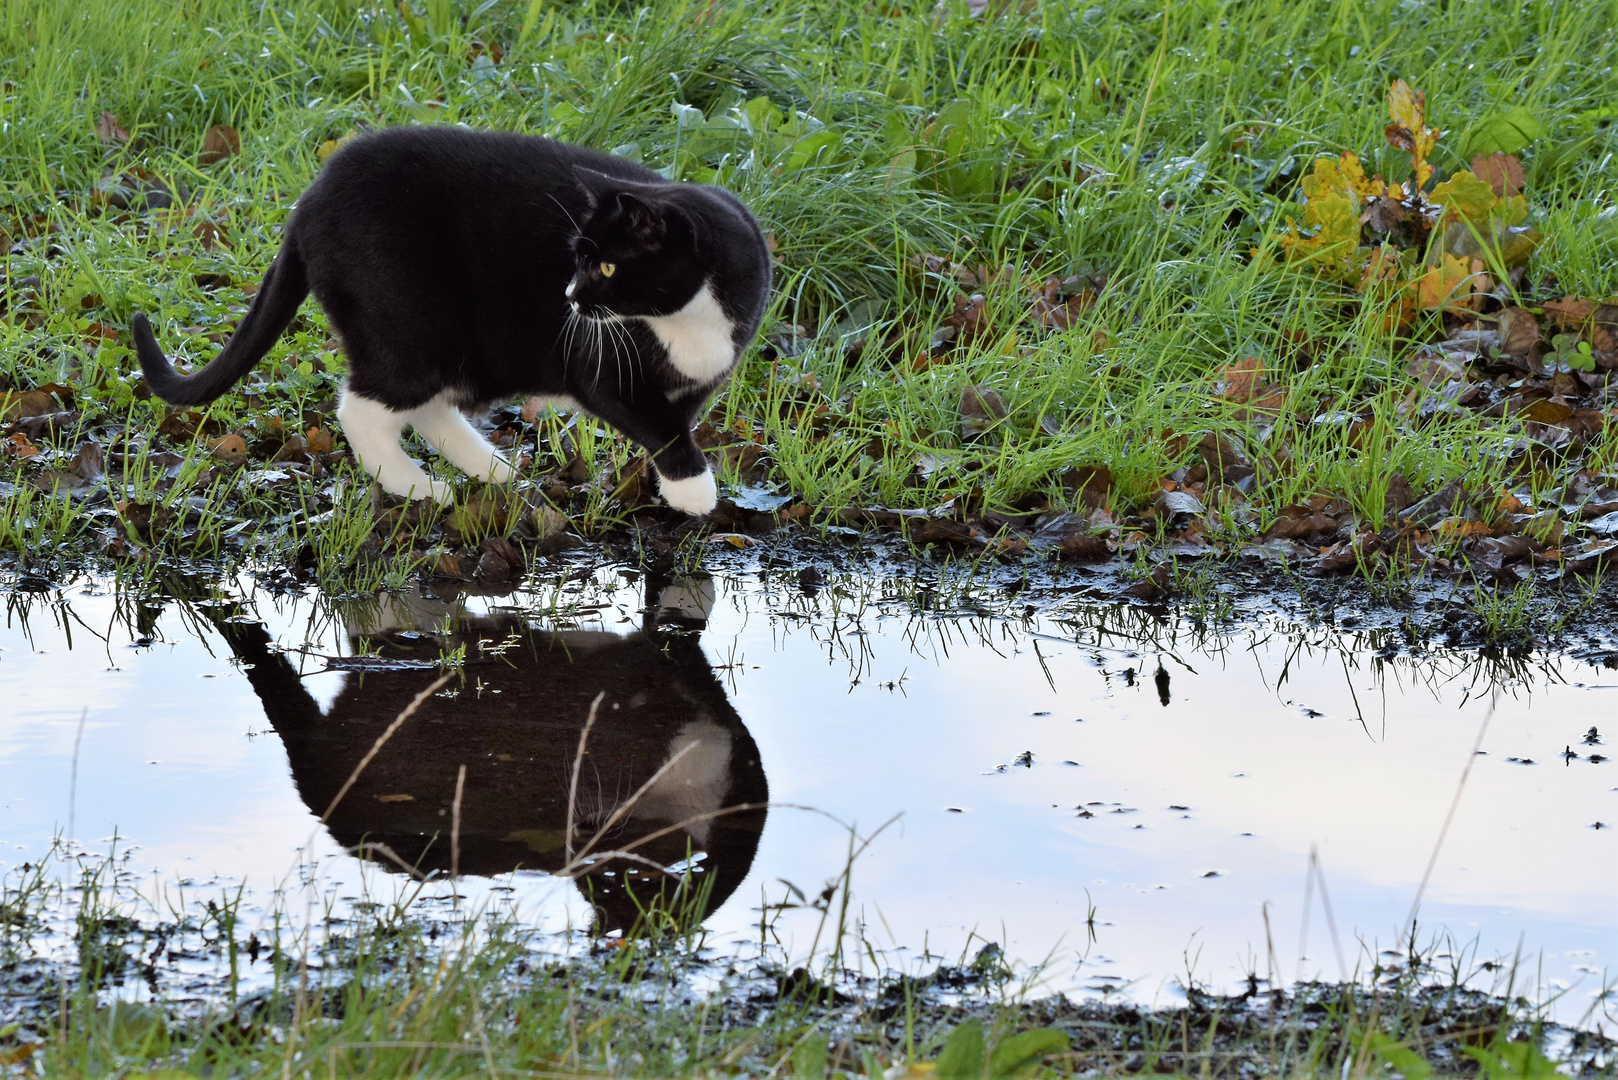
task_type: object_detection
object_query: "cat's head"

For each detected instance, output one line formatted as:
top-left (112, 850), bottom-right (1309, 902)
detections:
top-left (567, 168), bottom-right (704, 319)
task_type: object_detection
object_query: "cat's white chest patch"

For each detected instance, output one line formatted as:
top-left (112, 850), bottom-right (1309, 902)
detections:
top-left (642, 283), bottom-right (736, 383)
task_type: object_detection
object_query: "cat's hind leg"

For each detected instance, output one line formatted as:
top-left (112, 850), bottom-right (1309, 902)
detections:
top-left (408, 396), bottom-right (516, 484)
top-left (337, 387), bottom-right (453, 504)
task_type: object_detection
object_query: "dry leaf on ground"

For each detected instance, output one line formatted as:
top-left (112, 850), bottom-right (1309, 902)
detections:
top-left (208, 434), bottom-right (248, 465)
top-left (199, 124), bottom-right (241, 166)
top-left (95, 111), bottom-right (130, 145)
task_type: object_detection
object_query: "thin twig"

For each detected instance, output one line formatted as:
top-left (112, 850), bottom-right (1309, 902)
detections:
top-left (568, 741), bottom-right (697, 867)
top-left (66, 707), bottom-right (88, 843)
top-left (1311, 846), bottom-right (1348, 981)
top-left (1354, 693), bottom-right (1496, 1079)
top-left (321, 672), bottom-right (453, 823)
top-left (1404, 696), bottom-right (1495, 934)
top-left (564, 692), bottom-right (605, 866)
top-left (451, 763), bottom-right (466, 883)
top-left (353, 842), bottom-right (435, 881)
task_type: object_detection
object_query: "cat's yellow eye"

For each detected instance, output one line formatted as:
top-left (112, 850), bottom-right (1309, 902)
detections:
top-left (599, 262), bottom-right (616, 278)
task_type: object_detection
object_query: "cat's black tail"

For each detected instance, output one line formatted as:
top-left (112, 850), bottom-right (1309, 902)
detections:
top-left (131, 239), bottom-right (311, 406)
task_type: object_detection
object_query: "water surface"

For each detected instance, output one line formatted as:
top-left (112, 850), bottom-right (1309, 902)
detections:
top-left (1, 567), bottom-right (1613, 1017)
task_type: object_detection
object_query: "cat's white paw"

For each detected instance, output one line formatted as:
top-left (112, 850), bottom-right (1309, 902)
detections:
top-left (399, 478), bottom-right (454, 504)
top-left (483, 455), bottom-right (516, 484)
top-left (375, 472), bottom-right (453, 505)
top-left (659, 469), bottom-right (717, 516)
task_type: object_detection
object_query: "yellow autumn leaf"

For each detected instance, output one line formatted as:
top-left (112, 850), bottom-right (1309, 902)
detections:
top-left (1281, 194), bottom-right (1363, 281)
top-left (1357, 243), bottom-right (1405, 291)
top-left (1429, 169), bottom-right (1496, 226)
top-left (1491, 193), bottom-right (1529, 227)
top-left (1385, 79), bottom-right (1440, 189)
top-left (1301, 152), bottom-right (1370, 205)
top-left (316, 130), bottom-right (358, 161)
top-left (1413, 253), bottom-right (1479, 311)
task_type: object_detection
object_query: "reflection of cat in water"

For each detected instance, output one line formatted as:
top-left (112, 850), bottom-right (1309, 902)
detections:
top-left (209, 577), bottom-right (767, 932)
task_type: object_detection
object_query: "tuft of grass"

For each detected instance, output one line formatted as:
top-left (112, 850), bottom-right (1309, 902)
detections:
top-left (2, 836), bottom-right (1611, 1080)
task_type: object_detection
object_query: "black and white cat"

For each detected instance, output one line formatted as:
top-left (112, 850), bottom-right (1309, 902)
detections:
top-left (131, 126), bottom-right (772, 515)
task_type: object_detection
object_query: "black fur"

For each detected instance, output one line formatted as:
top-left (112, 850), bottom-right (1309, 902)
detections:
top-left (132, 126), bottom-right (771, 486)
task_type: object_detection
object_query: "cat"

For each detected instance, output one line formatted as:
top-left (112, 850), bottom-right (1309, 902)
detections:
top-left (130, 126), bottom-right (773, 515)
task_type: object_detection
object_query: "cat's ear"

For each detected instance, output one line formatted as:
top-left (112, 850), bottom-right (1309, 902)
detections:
top-left (615, 191), bottom-right (666, 246)
top-left (570, 166), bottom-right (616, 208)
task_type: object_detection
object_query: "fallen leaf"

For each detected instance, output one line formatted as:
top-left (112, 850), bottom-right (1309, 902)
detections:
top-left (958, 385), bottom-right (1008, 439)
top-left (1516, 398), bottom-right (1574, 425)
top-left (945, 292), bottom-right (989, 342)
top-left (1435, 518), bottom-right (1492, 541)
top-left (530, 504), bottom-right (569, 537)
top-left (1497, 306), bottom-right (1541, 360)
top-left (1028, 275), bottom-right (1095, 329)
top-left (477, 546), bottom-right (520, 579)
top-left (432, 553), bottom-right (468, 578)
top-left (71, 440), bottom-right (105, 481)
top-left (1196, 431), bottom-right (1254, 488)
top-left (1153, 489), bottom-right (1205, 526)
top-left (1361, 196), bottom-right (1406, 234)
top-left (198, 124), bottom-right (241, 166)
top-left (1057, 533), bottom-right (1111, 560)
top-left (1215, 356), bottom-right (1264, 401)
top-left (192, 218), bottom-right (231, 250)
top-left (909, 518), bottom-right (982, 545)
top-left (1263, 506), bottom-right (1340, 541)
top-left (708, 532), bottom-right (758, 548)
top-left (208, 433), bottom-right (249, 465)
top-left (95, 110), bottom-right (130, 145)
top-left (316, 130), bottom-right (358, 161)
top-left (3, 433), bottom-right (40, 459)
top-left (1542, 297), bottom-right (1597, 327)
top-left (1471, 152), bottom-right (1525, 198)
top-left (1061, 464), bottom-right (1112, 509)
top-left (0, 1042), bottom-right (40, 1066)
top-left (0, 389), bottom-right (57, 421)
top-left (305, 426), bottom-right (336, 454)
top-left (1413, 253), bottom-right (1480, 311)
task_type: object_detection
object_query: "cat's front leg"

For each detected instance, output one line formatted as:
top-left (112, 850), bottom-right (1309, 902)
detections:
top-left (656, 463), bottom-right (718, 516)
top-left (635, 425), bottom-right (717, 515)
top-left (570, 390), bottom-right (716, 515)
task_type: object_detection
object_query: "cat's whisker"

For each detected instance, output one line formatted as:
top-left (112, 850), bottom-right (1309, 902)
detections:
top-left (605, 312), bottom-right (642, 391)
top-left (600, 310), bottom-right (634, 393)
top-left (591, 315), bottom-right (607, 391)
top-left (561, 308), bottom-right (587, 386)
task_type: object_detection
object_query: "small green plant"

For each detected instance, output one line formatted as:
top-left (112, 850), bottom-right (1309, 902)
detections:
top-left (1544, 332), bottom-right (1596, 373)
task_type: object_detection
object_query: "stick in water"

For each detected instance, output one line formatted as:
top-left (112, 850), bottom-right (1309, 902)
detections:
top-left (564, 691), bottom-right (606, 865)
top-left (451, 763), bottom-right (466, 881)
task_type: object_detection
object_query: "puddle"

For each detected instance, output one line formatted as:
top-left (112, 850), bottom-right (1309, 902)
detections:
top-left (1, 567), bottom-right (1614, 1019)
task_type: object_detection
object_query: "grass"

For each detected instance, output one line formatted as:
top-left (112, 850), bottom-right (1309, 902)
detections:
top-left (4, 834), bottom-right (1612, 1080)
top-left (0, 0), bottom-right (1615, 594)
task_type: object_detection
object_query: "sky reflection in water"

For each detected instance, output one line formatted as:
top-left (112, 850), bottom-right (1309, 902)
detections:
top-left (0, 568), bottom-right (1613, 1018)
